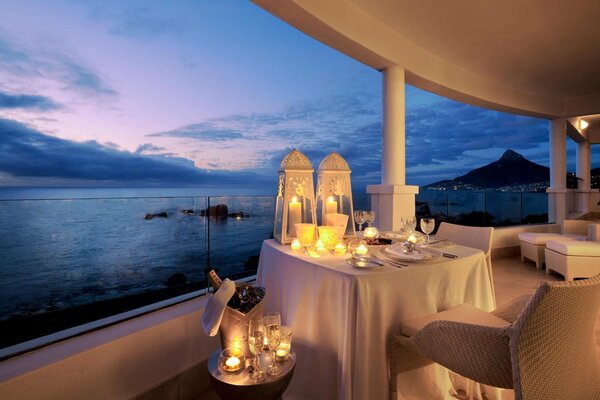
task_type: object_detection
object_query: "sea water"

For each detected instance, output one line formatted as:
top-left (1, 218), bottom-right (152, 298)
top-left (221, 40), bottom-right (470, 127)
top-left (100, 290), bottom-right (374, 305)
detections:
top-left (0, 188), bottom-right (370, 321)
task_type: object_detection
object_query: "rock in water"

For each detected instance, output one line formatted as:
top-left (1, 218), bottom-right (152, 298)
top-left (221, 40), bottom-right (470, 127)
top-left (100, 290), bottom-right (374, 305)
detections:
top-left (200, 204), bottom-right (229, 217)
top-left (166, 272), bottom-right (187, 286)
top-left (145, 212), bottom-right (168, 220)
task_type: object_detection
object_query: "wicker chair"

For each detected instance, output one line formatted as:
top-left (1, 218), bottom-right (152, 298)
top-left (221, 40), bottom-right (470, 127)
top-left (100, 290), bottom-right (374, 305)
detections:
top-left (389, 275), bottom-right (600, 400)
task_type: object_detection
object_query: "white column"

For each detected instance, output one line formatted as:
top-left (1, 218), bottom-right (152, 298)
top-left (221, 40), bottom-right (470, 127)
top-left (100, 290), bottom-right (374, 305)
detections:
top-left (576, 131), bottom-right (591, 214)
top-left (547, 118), bottom-right (567, 223)
top-left (367, 66), bottom-right (418, 231)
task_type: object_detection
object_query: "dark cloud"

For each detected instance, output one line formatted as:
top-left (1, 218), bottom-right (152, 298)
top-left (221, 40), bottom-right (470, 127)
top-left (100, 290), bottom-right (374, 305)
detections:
top-left (0, 91), bottom-right (59, 110)
top-left (0, 36), bottom-right (118, 98)
top-left (149, 123), bottom-right (245, 141)
top-left (0, 118), bottom-right (268, 187)
top-left (135, 143), bottom-right (166, 154)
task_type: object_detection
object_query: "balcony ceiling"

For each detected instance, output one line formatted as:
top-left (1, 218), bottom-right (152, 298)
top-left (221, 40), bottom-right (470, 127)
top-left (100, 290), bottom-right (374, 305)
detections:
top-left (253, 0), bottom-right (600, 119)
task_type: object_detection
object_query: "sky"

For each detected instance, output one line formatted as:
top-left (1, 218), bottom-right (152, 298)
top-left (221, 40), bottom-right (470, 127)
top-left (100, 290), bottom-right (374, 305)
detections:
top-left (0, 0), bottom-right (596, 192)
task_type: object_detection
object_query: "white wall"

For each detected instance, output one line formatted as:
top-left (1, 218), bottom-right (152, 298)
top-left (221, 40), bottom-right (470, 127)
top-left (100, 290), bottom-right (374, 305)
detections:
top-left (0, 295), bottom-right (219, 400)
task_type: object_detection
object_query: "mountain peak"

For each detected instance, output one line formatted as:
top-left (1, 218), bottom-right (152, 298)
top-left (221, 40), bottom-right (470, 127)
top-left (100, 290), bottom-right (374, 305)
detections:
top-left (499, 149), bottom-right (524, 161)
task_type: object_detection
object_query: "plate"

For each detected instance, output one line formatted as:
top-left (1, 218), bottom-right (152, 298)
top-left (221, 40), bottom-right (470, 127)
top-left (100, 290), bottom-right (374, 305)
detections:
top-left (377, 246), bottom-right (441, 262)
top-left (346, 257), bottom-right (385, 269)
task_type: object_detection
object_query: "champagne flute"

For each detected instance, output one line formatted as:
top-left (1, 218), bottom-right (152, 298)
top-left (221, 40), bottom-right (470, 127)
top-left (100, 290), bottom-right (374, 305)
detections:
top-left (354, 210), bottom-right (366, 232)
top-left (364, 211), bottom-right (376, 227)
top-left (264, 312), bottom-right (282, 376)
top-left (248, 315), bottom-right (266, 382)
top-left (420, 218), bottom-right (436, 245)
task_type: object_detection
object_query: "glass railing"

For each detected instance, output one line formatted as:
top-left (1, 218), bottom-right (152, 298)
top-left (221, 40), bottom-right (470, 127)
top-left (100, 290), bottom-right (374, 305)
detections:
top-left (416, 190), bottom-right (548, 227)
top-left (0, 190), bottom-right (541, 354)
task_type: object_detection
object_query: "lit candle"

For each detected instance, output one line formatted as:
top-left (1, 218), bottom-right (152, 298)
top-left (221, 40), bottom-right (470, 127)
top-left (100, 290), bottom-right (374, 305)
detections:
top-left (288, 197), bottom-right (302, 235)
top-left (356, 243), bottom-right (368, 255)
top-left (407, 233), bottom-right (417, 243)
top-left (315, 239), bottom-right (327, 252)
top-left (364, 226), bottom-right (378, 239)
top-left (291, 239), bottom-right (302, 252)
top-left (325, 196), bottom-right (338, 214)
top-left (224, 355), bottom-right (241, 372)
top-left (333, 241), bottom-right (347, 256)
top-left (275, 343), bottom-right (291, 361)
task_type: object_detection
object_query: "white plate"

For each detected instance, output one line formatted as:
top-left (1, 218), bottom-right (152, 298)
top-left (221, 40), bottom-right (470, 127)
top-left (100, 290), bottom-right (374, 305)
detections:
top-left (346, 257), bottom-right (384, 269)
top-left (378, 246), bottom-right (441, 262)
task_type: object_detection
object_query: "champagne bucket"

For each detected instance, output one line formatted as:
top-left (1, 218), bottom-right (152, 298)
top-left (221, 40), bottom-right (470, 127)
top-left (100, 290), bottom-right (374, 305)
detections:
top-left (218, 289), bottom-right (265, 358)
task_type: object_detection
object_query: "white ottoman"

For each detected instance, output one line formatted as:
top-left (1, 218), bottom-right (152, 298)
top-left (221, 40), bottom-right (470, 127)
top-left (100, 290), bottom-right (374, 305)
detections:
top-left (545, 240), bottom-right (600, 281)
top-left (518, 233), bottom-right (583, 269)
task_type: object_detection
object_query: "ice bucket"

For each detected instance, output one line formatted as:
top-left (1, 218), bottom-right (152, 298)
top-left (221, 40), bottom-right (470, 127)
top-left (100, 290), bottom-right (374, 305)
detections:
top-left (218, 287), bottom-right (265, 358)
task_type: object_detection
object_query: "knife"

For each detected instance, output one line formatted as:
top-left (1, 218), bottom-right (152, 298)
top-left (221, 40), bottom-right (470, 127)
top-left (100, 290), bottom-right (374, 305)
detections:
top-left (442, 253), bottom-right (458, 258)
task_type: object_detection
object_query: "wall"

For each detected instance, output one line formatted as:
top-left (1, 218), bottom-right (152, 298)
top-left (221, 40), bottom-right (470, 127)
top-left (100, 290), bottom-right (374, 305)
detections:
top-left (0, 295), bottom-right (219, 400)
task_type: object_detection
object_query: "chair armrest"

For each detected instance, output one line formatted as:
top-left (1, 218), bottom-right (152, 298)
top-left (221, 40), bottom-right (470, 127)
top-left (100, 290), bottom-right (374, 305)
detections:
top-left (413, 320), bottom-right (514, 389)
top-left (492, 294), bottom-right (531, 323)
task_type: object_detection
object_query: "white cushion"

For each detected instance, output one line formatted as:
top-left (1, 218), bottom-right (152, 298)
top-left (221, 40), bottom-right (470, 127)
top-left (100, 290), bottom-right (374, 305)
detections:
top-left (546, 240), bottom-right (600, 257)
top-left (518, 232), bottom-right (578, 245)
top-left (401, 303), bottom-right (510, 337)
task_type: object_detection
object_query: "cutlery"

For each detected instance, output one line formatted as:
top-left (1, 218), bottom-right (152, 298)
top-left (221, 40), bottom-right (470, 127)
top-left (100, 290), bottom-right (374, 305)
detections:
top-left (442, 252), bottom-right (458, 258)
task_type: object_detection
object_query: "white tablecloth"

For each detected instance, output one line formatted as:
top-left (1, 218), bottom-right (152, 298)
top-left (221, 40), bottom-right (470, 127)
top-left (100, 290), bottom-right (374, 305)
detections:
top-left (257, 239), bottom-right (495, 400)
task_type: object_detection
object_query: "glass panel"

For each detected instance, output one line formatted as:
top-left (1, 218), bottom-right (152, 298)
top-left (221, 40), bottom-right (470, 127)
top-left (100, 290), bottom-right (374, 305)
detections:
top-left (521, 192), bottom-right (548, 224)
top-left (485, 192), bottom-right (521, 226)
top-left (447, 191), bottom-right (486, 226)
top-left (207, 196), bottom-right (276, 281)
top-left (0, 196), bottom-right (208, 348)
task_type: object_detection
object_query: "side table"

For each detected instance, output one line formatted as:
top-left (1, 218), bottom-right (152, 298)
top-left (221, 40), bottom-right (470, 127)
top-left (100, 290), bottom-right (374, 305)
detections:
top-left (208, 350), bottom-right (296, 400)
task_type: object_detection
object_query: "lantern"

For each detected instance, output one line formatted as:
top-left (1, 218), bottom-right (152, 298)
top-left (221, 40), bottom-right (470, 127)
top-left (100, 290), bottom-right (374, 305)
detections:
top-left (316, 152), bottom-right (355, 237)
top-left (274, 149), bottom-right (317, 244)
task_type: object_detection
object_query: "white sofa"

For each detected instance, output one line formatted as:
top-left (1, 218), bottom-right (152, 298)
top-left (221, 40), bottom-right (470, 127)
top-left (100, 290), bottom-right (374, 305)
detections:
top-left (518, 220), bottom-right (589, 269)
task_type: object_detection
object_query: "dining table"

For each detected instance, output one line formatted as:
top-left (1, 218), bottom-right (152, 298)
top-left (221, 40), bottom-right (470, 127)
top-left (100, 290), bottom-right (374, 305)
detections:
top-left (256, 238), bottom-right (495, 400)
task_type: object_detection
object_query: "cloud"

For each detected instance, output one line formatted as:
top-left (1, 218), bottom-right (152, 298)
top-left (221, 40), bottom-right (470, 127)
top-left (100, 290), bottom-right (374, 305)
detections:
top-left (0, 118), bottom-right (269, 187)
top-left (135, 143), bottom-right (166, 154)
top-left (0, 35), bottom-right (118, 99)
top-left (0, 91), bottom-right (60, 110)
top-left (149, 123), bottom-right (245, 141)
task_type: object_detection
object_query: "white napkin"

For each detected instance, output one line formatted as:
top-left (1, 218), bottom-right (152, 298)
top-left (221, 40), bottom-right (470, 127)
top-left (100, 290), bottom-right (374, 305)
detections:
top-left (201, 278), bottom-right (236, 336)
top-left (385, 245), bottom-right (429, 261)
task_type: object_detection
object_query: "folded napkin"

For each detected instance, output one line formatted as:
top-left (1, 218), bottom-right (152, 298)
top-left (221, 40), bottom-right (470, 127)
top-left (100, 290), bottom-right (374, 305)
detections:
top-left (201, 279), bottom-right (236, 336)
top-left (385, 245), bottom-right (429, 261)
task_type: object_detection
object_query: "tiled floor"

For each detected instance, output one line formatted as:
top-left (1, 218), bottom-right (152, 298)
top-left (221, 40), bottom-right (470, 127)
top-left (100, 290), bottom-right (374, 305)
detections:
top-left (199, 256), bottom-right (599, 399)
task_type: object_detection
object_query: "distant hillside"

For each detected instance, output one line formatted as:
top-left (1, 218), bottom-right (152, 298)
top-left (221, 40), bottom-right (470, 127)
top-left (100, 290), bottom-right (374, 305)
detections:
top-left (425, 150), bottom-right (549, 190)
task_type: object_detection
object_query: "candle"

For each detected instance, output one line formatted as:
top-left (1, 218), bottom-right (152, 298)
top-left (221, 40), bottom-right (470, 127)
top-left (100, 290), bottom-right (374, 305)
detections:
top-left (407, 233), bottom-right (417, 243)
top-left (275, 343), bottom-right (291, 360)
top-left (224, 356), bottom-right (241, 372)
top-left (364, 226), bottom-right (378, 239)
top-left (333, 241), bottom-right (347, 256)
top-left (356, 243), bottom-right (368, 255)
top-left (315, 239), bottom-right (327, 253)
top-left (291, 239), bottom-right (302, 252)
top-left (325, 196), bottom-right (338, 214)
top-left (288, 197), bottom-right (302, 235)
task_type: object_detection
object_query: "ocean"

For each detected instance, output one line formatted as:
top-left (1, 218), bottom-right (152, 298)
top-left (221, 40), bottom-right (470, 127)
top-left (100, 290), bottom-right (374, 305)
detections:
top-left (0, 188), bottom-right (371, 322)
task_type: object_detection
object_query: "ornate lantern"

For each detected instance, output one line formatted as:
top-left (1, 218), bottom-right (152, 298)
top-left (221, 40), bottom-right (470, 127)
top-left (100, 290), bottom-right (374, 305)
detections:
top-left (274, 149), bottom-right (317, 244)
top-left (316, 152), bottom-right (355, 237)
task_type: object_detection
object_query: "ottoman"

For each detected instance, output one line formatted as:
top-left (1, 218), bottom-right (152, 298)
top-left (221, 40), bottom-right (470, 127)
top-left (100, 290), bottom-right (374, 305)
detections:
top-left (518, 233), bottom-right (583, 269)
top-left (545, 240), bottom-right (600, 281)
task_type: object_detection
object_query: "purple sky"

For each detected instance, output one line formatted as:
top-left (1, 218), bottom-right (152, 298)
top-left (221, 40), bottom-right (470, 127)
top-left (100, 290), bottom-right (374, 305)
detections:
top-left (0, 1), bottom-right (595, 191)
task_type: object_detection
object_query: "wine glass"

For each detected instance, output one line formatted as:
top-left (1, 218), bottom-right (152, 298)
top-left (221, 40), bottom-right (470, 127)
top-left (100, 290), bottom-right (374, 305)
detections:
top-left (264, 312), bottom-right (282, 376)
top-left (248, 315), bottom-right (266, 382)
top-left (354, 210), bottom-right (366, 232)
top-left (364, 211), bottom-right (376, 227)
top-left (420, 218), bottom-right (436, 245)
top-left (406, 216), bottom-right (417, 233)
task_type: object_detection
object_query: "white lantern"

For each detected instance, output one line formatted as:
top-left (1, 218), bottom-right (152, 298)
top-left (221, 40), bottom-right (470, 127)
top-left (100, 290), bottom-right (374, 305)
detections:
top-left (316, 152), bottom-right (355, 237)
top-left (274, 149), bottom-right (317, 244)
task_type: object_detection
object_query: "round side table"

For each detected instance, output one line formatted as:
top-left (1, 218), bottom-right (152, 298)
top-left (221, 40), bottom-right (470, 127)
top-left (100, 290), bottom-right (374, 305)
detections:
top-left (208, 350), bottom-right (296, 400)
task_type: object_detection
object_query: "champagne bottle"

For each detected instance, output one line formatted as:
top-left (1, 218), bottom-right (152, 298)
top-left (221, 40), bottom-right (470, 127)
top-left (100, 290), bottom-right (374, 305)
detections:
top-left (207, 268), bottom-right (222, 290)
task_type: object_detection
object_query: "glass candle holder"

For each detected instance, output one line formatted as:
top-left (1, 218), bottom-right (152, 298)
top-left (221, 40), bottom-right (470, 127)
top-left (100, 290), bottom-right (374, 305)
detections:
top-left (347, 238), bottom-right (368, 257)
top-left (363, 226), bottom-right (378, 239)
top-left (295, 223), bottom-right (316, 246)
top-left (291, 238), bottom-right (302, 252)
top-left (317, 226), bottom-right (338, 249)
top-left (275, 326), bottom-right (292, 362)
top-left (333, 241), bottom-right (347, 256)
top-left (218, 347), bottom-right (245, 375)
